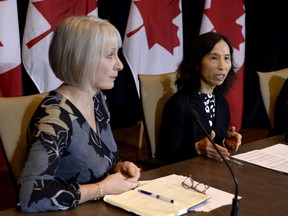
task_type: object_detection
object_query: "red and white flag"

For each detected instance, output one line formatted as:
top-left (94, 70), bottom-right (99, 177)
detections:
top-left (22, 0), bottom-right (98, 93)
top-left (123, 0), bottom-right (183, 94)
top-left (0, 0), bottom-right (23, 97)
top-left (200, 0), bottom-right (245, 130)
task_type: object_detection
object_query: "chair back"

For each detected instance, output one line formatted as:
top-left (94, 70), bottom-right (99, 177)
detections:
top-left (257, 68), bottom-right (288, 128)
top-left (138, 72), bottom-right (177, 158)
top-left (0, 93), bottom-right (47, 183)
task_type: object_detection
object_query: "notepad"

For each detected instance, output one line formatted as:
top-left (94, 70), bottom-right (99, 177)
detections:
top-left (104, 178), bottom-right (210, 216)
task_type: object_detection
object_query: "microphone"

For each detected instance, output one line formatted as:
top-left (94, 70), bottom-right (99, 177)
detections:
top-left (190, 108), bottom-right (239, 216)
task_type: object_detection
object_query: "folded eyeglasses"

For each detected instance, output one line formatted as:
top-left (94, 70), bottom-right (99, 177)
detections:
top-left (181, 174), bottom-right (210, 194)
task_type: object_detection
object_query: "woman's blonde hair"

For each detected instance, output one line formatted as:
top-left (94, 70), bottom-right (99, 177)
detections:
top-left (49, 15), bottom-right (122, 90)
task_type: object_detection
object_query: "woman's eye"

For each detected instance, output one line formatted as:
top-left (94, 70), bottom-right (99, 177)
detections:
top-left (107, 50), bottom-right (119, 59)
top-left (107, 53), bottom-right (114, 58)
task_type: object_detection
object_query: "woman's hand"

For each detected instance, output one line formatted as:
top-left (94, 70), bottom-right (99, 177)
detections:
top-left (195, 130), bottom-right (230, 161)
top-left (99, 162), bottom-right (140, 196)
top-left (100, 172), bottom-right (139, 195)
top-left (120, 161), bottom-right (141, 180)
top-left (79, 163), bottom-right (140, 203)
top-left (114, 161), bottom-right (141, 181)
top-left (225, 126), bottom-right (242, 151)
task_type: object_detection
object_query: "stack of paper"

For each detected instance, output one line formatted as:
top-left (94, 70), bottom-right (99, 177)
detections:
top-left (104, 174), bottom-right (237, 216)
top-left (232, 143), bottom-right (288, 174)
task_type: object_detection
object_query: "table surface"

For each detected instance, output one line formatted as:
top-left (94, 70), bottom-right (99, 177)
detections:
top-left (1, 135), bottom-right (287, 216)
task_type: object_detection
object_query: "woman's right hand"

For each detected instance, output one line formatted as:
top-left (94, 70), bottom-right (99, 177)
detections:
top-left (195, 130), bottom-right (230, 161)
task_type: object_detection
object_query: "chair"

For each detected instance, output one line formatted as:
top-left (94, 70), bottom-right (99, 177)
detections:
top-left (137, 72), bottom-right (177, 165)
top-left (0, 93), bottom-right (47, 184)
top-left (257, 68), bottom-right (288, 128)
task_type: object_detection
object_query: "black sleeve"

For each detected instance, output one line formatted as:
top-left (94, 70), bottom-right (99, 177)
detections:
top-left (157, 96), bottom-right (199, 163)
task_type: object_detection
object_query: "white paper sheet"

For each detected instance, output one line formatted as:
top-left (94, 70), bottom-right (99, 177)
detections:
top-left (232, 143), bottom-right (288, 174)
top-left (143, 174), bottom-right (238, 213)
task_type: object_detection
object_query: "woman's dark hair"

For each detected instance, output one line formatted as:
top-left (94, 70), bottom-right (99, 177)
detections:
top-left (175, 32), bottom-right (237, 95)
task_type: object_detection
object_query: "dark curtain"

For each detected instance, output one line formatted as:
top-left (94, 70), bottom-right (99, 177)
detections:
top-left (243, 0), bottom-right (288, 129)
top-left (17, 0), bottom-right (288, 130)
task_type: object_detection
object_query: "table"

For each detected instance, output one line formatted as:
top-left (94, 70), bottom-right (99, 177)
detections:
top-left (1, 135), bottom-right (287, 216)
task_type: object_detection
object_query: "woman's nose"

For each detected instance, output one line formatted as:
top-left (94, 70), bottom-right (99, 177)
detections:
top-left (217, 59), bottom-right (225, 70)
top-left (116, 57), bottom-right (124, 71)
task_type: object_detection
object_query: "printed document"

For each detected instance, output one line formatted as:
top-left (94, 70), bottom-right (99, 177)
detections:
top-left (232, 143), bottom-right (288, 174)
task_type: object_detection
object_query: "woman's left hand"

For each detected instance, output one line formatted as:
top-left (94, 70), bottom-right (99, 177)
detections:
top-left (225, 126), bottom-right (242, 151)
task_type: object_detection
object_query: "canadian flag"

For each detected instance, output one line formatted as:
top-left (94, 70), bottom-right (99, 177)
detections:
top-left (123, 0), bottom-right (183, 94)
top-left (200, 0), bottom-right (245, 130)
top-left (0, 0), bottom-right (23, 97)
top-left (22, 0), bottom-right (98, 93)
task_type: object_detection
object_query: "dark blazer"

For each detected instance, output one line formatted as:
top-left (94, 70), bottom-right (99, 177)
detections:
top-left (157, 89), bottom-right (230, 163)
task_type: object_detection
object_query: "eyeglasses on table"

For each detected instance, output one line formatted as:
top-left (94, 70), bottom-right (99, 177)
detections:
top-left (181, 174), bottom-right (210, 194)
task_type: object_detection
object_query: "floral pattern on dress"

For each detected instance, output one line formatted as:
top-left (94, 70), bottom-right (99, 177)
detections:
top-left (18, 91), bottom-right (120, 213)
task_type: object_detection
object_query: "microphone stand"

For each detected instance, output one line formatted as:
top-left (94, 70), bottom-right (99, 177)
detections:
top-left (190, 109), bottom-right (239, 216)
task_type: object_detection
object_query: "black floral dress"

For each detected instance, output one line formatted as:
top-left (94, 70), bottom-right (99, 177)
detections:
top-left (17, 91), bottom-right (121, 212)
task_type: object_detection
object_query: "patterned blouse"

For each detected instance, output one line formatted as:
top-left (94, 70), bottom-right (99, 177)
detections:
top-left (198, 92), bottom-right (216, 128)
top-left (17, 91), bottom-right (121, 213)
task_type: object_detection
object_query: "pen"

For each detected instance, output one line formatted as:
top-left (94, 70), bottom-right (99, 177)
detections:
top-left (138, 189), bottom-right (174, 204)
top-left (228, 157), bottom-right (244, 167)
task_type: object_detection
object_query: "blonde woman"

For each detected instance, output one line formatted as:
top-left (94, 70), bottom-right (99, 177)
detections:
top-left (18, 16), bottom-right (140, 213)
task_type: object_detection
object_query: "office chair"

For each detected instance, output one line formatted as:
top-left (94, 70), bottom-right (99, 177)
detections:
top-left (137, 72), bottom-right (177, 169)
top-left (0, 93), bottom-right (47, 185)
top-left (257, 68), bottom-right (288, 129)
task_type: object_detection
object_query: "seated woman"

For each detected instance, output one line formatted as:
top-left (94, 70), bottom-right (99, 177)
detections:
top-left (17, 16), bottom-right (140, 213)
top-left (157, 32), bottom-right (242, 164)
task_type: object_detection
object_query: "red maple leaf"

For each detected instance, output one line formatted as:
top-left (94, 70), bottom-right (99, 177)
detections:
top-left (126, 0), bottom-right (181, 54)
top-left (26, 0), bottom-right (97, 49)
top-left (204, 0), bottom-right (245, 50)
